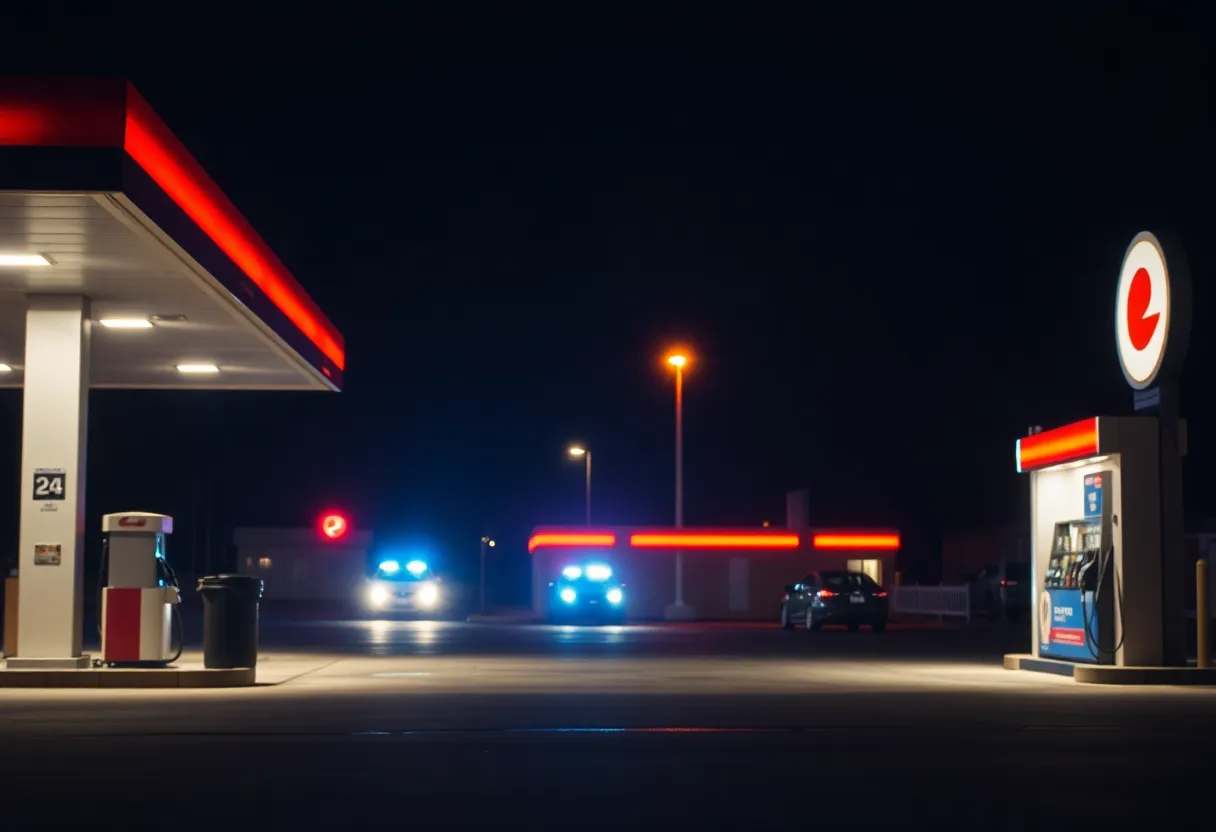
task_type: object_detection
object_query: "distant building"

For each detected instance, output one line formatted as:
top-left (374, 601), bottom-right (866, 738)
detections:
top-left (940, 525), bottom-right (1028, 584)
top-left (233, 527), bottom-right (374, 602)
top-left (528, 525), bottom-right (900, 620)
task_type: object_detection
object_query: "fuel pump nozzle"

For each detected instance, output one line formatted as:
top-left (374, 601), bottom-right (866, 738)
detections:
top-left (155, 545), bottom-right (184, 663)
top-left (1081, 516), bottom-right (1125, 661)
top-left (1077, 551), bottom-right (1098, 592)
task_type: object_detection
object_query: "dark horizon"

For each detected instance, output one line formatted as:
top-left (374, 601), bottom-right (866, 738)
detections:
top-left (0, 10), bottom-right (1213, 594)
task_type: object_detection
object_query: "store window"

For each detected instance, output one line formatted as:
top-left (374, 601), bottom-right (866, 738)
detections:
top-left (846, 558), bottom-right (882, 585)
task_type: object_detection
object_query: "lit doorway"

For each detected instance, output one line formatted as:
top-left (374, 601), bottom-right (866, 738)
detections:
top-left (847, 558), bottom-right (882, 585)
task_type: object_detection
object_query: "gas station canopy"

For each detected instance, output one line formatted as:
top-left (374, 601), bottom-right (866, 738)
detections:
top-left (0, 77), bottom-right (344, 391)
top-left (1, 78), bottom-right (347, 669)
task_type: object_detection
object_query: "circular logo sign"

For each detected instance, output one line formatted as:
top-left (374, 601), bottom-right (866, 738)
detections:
top-left (1115, 232), bottom-right (1171, 390)
top-left (1038, 591), bottom-right (1052, 646)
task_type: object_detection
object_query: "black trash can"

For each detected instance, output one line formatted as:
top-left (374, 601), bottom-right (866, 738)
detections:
top-left (197, 574), bottom-right (263, 669)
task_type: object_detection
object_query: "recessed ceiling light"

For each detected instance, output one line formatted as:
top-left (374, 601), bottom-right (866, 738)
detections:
top-left (0, 253), bottom-right (53, 267)
top-left (176, 363), bottom-right (219, 374)
top-left (0, 364), bottom-right (11, 372)
top-left (99, 318), bottom-right (154, 329)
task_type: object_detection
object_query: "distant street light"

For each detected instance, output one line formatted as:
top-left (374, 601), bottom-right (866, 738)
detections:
top-left (663, 348), bottom-right (694, 620)
top-left (479, 536), bottom-right (496, 615)
top-left (568, 445), bottom-right (592, 525)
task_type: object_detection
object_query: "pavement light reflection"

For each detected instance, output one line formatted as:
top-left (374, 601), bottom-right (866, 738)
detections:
top-left (351, 727), bottom-right (786, 736)
top-left (553, 625), bottom-right (627, 645)
top-left (360, 619), bottom-right (443, 653)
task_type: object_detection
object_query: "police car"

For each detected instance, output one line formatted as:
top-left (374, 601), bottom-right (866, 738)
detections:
top-left (549, 561), bottom-right (626, 624)
top-left (362, 559), bottom-right (445, 618)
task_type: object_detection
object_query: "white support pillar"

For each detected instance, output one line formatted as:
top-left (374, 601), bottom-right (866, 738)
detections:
top-left (9, 295), bottom-right (91, 668)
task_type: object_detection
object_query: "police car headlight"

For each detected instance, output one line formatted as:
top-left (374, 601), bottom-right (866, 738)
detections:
top-left (586, 564), bottom-right (613, 582)
top-left (418, 582), bottom-right (440, 608)
top-left (560, 587), bottom-right (577, 604)
top-left (606, 588), bottom-right (623, 605)
top-left (368, 585), bottom-right (389, 606)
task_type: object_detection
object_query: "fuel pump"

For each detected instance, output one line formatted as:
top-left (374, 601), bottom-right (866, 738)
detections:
top-left (1017, 415), bottom-right (1174, 669)
top-left (1038, 471), bottom-right (1118, 664)
top-left (96, 512), bottom-right (184, 667)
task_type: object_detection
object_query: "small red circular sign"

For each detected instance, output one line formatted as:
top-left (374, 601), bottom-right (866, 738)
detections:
top-left (321, 514), bottom-right (348, 539)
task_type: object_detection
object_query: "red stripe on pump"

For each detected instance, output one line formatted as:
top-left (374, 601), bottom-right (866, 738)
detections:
top-left (104, 588), bottom-right (143, 663)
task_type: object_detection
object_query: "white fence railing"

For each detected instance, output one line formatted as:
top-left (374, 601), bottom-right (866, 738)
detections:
top-left (892, 585), bottom-right (970, 621)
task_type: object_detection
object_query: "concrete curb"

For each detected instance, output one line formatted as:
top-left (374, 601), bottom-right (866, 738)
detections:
top-left (1003, 653), bottom-right (1216, 685)
top-left (1074, 665), bottom-right (1216, 685)
top-left (0, 666), bottom-right (256, 688)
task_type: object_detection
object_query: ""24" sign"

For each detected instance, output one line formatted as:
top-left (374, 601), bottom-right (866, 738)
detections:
top-left (33, 469), bottom-right (66, 501)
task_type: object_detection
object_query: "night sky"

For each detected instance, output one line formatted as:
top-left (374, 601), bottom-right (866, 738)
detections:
top-left (0, 9), bottom-right (1213, 596)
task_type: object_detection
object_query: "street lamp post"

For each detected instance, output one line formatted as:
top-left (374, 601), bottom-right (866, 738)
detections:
top-left (664, 350), bottom-right (695, 620)
top-left (568, 446), bottom-right (592, 525)
top-left (479, 536), bottom-right (495, 615)
top-left (670, 356), bottom-right (684, 530)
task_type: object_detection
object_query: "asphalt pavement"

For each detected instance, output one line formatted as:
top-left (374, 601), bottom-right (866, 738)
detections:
top-left (2, 615), bottom-right (1212, 829)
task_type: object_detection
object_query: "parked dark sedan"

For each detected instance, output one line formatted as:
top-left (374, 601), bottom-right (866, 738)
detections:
top-left (779, 570), bottom-right (888, 632)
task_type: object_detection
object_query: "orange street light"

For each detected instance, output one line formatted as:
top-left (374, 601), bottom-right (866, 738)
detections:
top-left (661, 346), bottom-right (694, 620)
top-left (567, 445), bottom-right (592, 524)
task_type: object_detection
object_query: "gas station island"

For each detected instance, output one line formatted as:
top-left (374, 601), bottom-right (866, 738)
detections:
top-left (0, 78), bottom-right (344, 684)
top-left (1005, 231), bottom-right (1214, 684)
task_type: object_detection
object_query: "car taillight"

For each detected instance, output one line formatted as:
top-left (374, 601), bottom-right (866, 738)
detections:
top-left (875, 591), bottom-right (888, 598)
top-left (817, 589), bottom-right (836, 598)
top-left (1000, 579), bottom-right (1018, 587)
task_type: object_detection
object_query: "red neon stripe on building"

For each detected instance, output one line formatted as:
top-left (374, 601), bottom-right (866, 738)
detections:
top-left (811, 534), bottom-right (901, 551)
top-left (528, 533), bottom-right (617, 553)
top-left (1016, 418), bottom-right (1099, 472)
top-left (629, 533), bottom-right (800, 550)
top-left (103, 588), bottom-right (142, 663)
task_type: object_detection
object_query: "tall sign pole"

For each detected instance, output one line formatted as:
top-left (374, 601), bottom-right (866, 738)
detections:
top-left (1115, 231), bottom-right (1192, 666)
